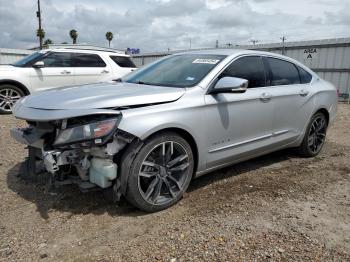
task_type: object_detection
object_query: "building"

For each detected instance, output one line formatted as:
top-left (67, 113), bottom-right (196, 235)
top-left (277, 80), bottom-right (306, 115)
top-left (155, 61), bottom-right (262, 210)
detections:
top-left (0, 48), bottom-right (33, 65)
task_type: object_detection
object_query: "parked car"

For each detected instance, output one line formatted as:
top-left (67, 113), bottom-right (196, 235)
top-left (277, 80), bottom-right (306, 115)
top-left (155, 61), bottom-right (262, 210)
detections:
top-left (11, 49), bottom-right (337, 212)
top-left (0, 48), bottom-right (136, 113)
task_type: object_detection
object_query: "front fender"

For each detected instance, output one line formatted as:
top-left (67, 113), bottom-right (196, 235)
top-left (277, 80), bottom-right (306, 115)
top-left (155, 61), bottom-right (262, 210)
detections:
top-left (117, 91), bottom-right (207, 173)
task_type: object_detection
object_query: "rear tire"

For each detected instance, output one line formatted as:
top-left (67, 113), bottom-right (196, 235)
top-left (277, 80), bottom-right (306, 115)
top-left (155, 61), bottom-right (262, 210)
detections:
top-left (124, 132), bottom-right (194, 212)
top-left (0, 84), bottom-right (25, 114)
top-left (298, 112), bottom-right (328, 157)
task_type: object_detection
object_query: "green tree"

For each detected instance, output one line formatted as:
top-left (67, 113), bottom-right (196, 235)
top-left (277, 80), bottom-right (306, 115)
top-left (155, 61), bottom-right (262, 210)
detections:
top-left (69, 29), bottom-right (78, 44)
top-left (61, 42), bottom-right (68, 44)
top-left (36, 29), bottom-right (45, 48)
top-left (105, 31), bottom-right (113, 47)
top-left (43, 38), bottom-right (53, 47)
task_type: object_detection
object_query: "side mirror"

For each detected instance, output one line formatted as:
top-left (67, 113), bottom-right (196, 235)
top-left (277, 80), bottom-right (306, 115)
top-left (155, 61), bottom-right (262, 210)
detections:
top-left (210, 77), bottom-right (248, 94)
top-left (33, 61), bottom-right (45, 68)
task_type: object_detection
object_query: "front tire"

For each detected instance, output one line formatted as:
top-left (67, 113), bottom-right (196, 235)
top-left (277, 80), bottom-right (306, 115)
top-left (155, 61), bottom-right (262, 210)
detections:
top-left (125, 132), bottom-right (194, 212)
top-left (298, 112), bottom-right (328, 157)
top-left (0, 84), bottom-right (25, 114)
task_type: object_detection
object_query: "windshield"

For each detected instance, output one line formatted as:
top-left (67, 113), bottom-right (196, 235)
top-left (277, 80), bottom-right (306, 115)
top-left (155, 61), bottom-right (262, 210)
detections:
top-left (12, 51), bottom-right (45, 67)
top-left (123, 54), bottom-right (226, 87)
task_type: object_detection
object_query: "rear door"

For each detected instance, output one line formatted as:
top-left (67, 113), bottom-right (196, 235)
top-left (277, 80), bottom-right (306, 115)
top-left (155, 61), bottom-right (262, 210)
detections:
top-left (109, 55), bottom-right (136, 78)
top-left (263, 57), bottom-right (315, 145)
top-left (29, 52), bottom-right (75, 90)
top-left (73, 53), bottom-right (113, 85)
top-left (204, 56), bottom-right (275, 169)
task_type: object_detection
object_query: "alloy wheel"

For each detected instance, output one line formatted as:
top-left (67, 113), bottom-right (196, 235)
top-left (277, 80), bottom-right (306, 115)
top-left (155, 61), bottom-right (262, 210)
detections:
top-left (138, 141), bottom-right (190, 205)
top-left (307, 116), bottom-right (327, 154)
top-left (0, 88), bottom-right (21, 112)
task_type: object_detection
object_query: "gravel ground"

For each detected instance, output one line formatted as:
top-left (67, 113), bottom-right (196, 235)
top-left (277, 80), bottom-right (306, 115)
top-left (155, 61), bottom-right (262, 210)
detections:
top-left (0, 104), bottom-right (350, 261)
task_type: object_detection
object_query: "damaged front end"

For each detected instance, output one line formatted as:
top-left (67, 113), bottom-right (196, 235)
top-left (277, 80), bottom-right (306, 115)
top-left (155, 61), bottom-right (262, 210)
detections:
top-left (11, 113), bottom-right (137, 198)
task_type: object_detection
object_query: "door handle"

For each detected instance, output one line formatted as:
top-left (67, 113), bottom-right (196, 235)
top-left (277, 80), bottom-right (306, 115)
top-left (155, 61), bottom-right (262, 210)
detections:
top-left (101, 70), bottom-right (110, 74)
top-left (60, 70), bottom-right (71, 75)
top-left (300, 89), bottom-right (309, 97)
top-left (260, 92), bottom-right (272, 102)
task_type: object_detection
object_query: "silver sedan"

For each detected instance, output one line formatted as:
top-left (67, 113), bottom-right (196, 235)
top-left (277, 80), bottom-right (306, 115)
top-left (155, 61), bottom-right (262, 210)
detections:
top-left (11, 49), bottom-right (337, 212)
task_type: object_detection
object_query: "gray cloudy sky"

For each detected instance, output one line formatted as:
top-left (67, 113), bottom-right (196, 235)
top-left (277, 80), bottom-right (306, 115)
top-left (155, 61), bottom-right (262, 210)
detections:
top-left (0, 0), bottom-right (349, 52)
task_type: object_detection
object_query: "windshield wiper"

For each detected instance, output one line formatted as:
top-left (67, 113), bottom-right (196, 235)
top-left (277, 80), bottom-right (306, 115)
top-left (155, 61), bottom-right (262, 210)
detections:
top-left (136, 80), bottom-right (153, 85)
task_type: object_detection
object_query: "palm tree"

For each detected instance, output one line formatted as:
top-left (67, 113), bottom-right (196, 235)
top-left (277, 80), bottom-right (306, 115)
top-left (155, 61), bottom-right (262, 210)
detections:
top-left (43, 38), bottom-right (53, 47)
top-left (105, 32), bottom-right (113, 47)
top-left (36, 29), bottom-right (45, 49)
top-left (69, 29), bottom-right (78, 44)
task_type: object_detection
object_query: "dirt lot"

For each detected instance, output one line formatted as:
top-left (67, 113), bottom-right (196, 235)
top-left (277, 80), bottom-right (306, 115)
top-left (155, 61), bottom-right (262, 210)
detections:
top-left (0, 104), bottom-right (349, 261)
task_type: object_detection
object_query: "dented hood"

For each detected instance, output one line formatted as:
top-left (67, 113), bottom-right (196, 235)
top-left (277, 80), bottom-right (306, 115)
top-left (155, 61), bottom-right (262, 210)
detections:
top-left (21, 82), bottom-right (186, 110)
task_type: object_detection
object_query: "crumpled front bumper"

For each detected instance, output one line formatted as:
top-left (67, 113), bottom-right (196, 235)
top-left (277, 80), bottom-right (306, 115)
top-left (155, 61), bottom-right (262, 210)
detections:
top-left (10, 127), bottom-right (44, 148)
top-left (11, 127), bottom-right (60, 174)
top-left (11, 126), bottom-right (120, 190)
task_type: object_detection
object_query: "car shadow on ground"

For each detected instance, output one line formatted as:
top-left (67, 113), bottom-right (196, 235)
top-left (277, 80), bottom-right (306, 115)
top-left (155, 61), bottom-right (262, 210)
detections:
top-left (6, 149), bottom-right (295, 219)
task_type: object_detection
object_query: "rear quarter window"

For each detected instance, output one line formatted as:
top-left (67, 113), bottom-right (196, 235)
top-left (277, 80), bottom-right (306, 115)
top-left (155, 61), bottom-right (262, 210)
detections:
top-left (110, 56), bottom-right (136, 68)
top-left (298, 66), bottom-right (313, 84)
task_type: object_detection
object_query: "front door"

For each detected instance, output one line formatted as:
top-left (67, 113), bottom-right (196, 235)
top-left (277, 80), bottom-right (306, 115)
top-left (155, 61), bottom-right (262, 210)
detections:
top-left (204, 56), bottom-right (274, 169)
top-left (29, 52), bottom-right (75, 91)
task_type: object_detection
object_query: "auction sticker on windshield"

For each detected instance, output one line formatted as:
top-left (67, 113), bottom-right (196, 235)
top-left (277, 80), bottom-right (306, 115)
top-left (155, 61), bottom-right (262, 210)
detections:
top-left (192, 59), bottom-right (220, 64)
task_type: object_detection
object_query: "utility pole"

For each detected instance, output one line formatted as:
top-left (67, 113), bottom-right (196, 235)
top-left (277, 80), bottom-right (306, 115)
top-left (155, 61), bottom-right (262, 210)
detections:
top-left (215, 40), bottom-right (219, 48)
top-left (37, 0), bottom-right (43, 49)
top-left (280, 36), bottom-right (287, 55)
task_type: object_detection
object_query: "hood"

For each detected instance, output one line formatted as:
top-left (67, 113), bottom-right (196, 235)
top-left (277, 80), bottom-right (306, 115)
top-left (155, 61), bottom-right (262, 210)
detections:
top-left (20, 82), bottom-right (186, 110)
top-left (0, 65), bottom-right (15, 71)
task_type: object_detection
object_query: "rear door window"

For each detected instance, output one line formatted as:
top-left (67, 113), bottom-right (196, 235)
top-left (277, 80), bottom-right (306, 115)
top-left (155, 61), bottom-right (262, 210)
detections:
top-left (266, 57), bottom-right (300, 86)
top-left (110, 56), bottom-right (136, 68)
top-left (74, 53), bottom-right (106, 67)
top-left (220, 56), bottom-right (266, 88)
top-left (41, 52), bottom-right (74, 67)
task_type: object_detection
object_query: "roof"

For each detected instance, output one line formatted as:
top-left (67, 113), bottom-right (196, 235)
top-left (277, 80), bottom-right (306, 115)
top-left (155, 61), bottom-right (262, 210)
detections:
top-left (45, 44), bottom-right (126, 54)
top-left (134, 48), bottom-right (315, 75)
top-left (153, 49), bottom-right (292, 61)
top-left (176, 49), bottom-right (246, 56)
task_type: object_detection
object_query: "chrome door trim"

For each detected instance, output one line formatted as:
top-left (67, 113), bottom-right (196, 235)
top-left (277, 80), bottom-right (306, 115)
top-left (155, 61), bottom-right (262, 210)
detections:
top-left (209, 133), bottom-right (272, 153)
top-left (208, 130), bottom-right (289, 153)
top-left (273, 130), bottom-right (289, 136)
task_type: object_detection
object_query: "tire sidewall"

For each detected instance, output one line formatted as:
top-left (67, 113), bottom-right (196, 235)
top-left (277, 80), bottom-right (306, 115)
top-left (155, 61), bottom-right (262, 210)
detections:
top-left (126, 132), bottom-right (194, 212)
top-left (301, 112), bottom-right (328, 157)
top-left (0, 84), bottom-right (25, 114)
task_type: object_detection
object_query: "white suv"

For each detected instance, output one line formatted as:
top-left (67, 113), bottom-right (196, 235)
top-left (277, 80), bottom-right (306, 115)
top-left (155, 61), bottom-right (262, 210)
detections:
top-left (0, 48), bottom-right (136, 113)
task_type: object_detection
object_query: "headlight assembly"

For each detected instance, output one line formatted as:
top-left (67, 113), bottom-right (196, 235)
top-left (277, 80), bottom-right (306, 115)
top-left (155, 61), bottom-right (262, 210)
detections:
top-left (54, 118), bottom-right (119, 146)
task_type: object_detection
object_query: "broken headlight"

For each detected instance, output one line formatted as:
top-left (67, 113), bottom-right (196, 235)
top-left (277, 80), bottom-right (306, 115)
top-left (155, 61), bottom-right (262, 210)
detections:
top-left (54, 118), bottom-right (119, 146)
